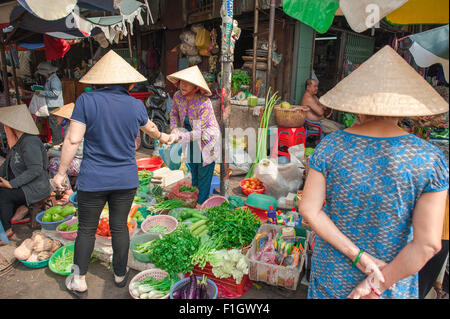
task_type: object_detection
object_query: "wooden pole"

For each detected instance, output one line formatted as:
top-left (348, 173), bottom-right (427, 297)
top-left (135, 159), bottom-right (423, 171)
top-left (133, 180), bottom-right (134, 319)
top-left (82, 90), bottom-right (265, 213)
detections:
top-left (251, 0), bottom-right (259, 94)
top-left (9, 45), bottom-right (21, 104)
top-left (0, 31), bottom-right (10, 106)
top-left (127, 24), bottom-right (134, 66)
top-left (266, 0), bottom-right (276, 93)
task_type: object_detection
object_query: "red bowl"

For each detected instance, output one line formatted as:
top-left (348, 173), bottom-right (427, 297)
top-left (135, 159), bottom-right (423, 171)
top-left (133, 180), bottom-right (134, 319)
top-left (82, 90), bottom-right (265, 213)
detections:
top-left (137, 157), bottom-right (164, 171)
top-left (239, 178), bottom-right (266, 196)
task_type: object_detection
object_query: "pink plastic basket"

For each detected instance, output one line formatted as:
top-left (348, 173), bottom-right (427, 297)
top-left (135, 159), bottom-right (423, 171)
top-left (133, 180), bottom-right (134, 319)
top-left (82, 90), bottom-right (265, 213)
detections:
top-left (129, 268), bottom-right (170, 299)
top-left (141, 215), bottom-right (178, 235)
top-left (56, 217), bottom-right (78, 241)
top-left (200, 195), bottom-right (229, 209)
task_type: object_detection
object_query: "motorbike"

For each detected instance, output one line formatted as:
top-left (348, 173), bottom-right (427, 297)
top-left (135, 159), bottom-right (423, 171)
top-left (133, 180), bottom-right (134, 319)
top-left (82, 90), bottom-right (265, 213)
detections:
top-left (140, 85), bottom-right (171, 149)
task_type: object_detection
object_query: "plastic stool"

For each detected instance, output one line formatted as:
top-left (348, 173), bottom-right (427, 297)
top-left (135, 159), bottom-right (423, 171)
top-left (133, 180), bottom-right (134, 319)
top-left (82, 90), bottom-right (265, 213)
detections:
top-left (209, 176), bottom-right (220, 196)
top-left (304, 119), bottom-right (323, 143)
top-left (271, 127), bottom-right (305, 159)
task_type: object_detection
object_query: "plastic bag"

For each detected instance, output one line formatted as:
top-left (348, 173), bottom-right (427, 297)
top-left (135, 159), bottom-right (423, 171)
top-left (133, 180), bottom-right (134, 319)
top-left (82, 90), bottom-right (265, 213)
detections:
top-left (227, 146), bottom-right (252, 176)
top-left (254, 159), bottom-right (302, 199)
top-left (195, 28), bottom-right (210, 51)
top-left (179, 30), bottom-right (196, 46)
top-left (29, 94), bottom-right (49, 117)
top-left (288, 144), bottom-right (306, 168)
top-left (168, 181), bottom-right (199, 208)
top-left (180, 42), bottom-right (198, 56)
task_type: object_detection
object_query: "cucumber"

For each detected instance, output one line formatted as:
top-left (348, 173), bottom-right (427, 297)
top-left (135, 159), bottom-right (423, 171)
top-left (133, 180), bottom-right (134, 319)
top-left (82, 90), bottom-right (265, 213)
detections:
top-left (191, 212), bottom-right (208, 220)
top-left (184, 217), bottom-right (201, 223)
top-left (197, 228), bottom-right (209, 236)
top-left (188, 219), bottom-right (207, 232)
top-left (192, 224), bottom-right (207, 236)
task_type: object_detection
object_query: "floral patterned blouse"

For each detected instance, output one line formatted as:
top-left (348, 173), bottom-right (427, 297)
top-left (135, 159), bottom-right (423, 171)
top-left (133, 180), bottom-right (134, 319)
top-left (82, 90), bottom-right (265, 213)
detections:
top-left (169, 91), bottom-right (221, 166)
top-left (307, 130), bottom-right (449, 299)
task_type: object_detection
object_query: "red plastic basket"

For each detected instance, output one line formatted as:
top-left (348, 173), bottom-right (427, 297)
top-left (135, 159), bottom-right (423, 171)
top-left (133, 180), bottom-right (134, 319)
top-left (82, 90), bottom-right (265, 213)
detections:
top-left (137, 157), bottom-right (164, 171)
top-left (130, 92), bottom-right (153, 103)
top-left (245, 205), bottom-right (268, 223)
top-left (186, 263), bottom-right (251, 297)
top-left (239, 178), bottom-right (265, 196)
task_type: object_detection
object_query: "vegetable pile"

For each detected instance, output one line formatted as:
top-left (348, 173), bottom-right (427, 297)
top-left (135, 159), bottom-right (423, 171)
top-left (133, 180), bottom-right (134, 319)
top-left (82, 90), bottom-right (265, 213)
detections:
top-left (207, 249), bottom-right (249, 284)
top-left (242, 177), bottom-right (264, 192)
top-left (138, 170), bottom-right (153, 180)
top-left (130, 274), bottom-right (176, 299)
top-left (147, 225), bottom-right (169, 234)
top-left (205, 202), bottom-right (261, 249)
top-left (96, 217), bottom-right (135, 237)
top-left (179, 185), bottom-right (198, 192)
top-left (190, 234), bottom-right (223, 269)
top-left (52, 246), bottom-right (74, 272)
top-left (147, 199), bottom-right (187, 215)
top-left (171, 208), bottom-right (207, 224)
top-left (58, 221), bottom-right (78, 232)
top-left (14, 232), bottom-right (61, 262)
top-left (146, 224), bottom-right (199, 276)
top-left (172, 274), bottom-right (211, 299)
top-left (41, 205), bottom-right (76, 222)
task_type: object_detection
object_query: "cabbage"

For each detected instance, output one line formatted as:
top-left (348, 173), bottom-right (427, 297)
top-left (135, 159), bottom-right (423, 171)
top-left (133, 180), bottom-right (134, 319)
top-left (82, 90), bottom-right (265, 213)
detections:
top-left (207, 249), bottom-right (249, 284)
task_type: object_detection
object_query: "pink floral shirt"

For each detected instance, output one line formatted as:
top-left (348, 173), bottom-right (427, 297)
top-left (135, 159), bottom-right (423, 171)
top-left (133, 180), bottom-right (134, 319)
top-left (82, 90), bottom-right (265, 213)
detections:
top-left (170, 91), bottom-right (221, 166)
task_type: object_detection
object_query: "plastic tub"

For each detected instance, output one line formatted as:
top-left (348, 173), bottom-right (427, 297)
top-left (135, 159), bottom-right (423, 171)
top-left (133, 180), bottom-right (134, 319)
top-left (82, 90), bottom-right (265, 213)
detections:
top-left (137, 157), bottom-right (163, 171)
top-left (200, 195), bottom-right (228, 209)
top-left (49, 243), bottom-right (75, 276)
top-left (18, 257), bottom-right (50, 269)
top-left (35, 211), bottom-right (76, 231)
top-left (130, 233), bottom-right (161, 263)
top-left (169, 276), bottom-right (218, 299)
top-left (56, 217), bottom-right (78, 241)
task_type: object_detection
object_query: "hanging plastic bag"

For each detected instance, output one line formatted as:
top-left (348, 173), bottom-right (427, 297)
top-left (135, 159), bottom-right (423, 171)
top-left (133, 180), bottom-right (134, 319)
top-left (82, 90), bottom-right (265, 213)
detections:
top-left (29, 94), bottom-right (49, 117)
top-left (180, 30), bottom-right (196, 47)
top-left (195, 28), bottom-right (211, 51)
top-left (180, 42), bottom-right (199, 56)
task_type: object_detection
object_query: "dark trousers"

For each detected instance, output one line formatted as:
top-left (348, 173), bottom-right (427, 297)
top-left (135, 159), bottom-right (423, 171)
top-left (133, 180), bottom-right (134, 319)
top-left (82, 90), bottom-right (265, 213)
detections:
top-left (0, 188), bottom-right (26, 231)
top-left (48, 113), bottom-right (63, 145)
top-left (75, 188), bottom-right (136, 276)
top-left (419, 240), bottom-right (449, 298)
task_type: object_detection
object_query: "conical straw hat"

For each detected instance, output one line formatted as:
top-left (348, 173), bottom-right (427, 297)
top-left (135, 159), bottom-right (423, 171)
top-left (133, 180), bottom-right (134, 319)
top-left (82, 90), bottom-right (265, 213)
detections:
top-left (319, 45), bottom-right (449, 116)
top-left (0, 104), bottom-right (39, 135)
top-left (167, 65), bottom-right (212, 96)
top-left (79, 50), bottom-right (147, 84)
top-left (50, 103), bottom-right (75, 120)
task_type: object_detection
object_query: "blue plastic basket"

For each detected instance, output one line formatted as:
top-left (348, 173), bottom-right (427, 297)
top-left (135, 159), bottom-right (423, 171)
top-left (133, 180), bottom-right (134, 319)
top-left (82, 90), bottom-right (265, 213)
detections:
top-left (35, 211), bottom-right (75, 231)
top-left (69, 192), bottom-right (77, 207)
top-left (169, 276), bottom-right (218, 299)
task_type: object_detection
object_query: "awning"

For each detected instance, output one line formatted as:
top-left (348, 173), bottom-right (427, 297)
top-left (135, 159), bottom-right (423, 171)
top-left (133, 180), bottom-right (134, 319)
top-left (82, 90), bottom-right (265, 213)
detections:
top-left (386, 0), bottom-right (449, 25)
top-left (408, 24), bottom-right (449, 82)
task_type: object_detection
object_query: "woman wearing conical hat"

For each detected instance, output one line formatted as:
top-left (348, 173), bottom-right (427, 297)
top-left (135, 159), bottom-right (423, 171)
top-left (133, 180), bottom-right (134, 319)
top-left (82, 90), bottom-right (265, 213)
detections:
top-left (298, 46), bottom-right (449, 299)
top-left (51, 50), bottom-right (177, 297)
top-left (167, 65), bottom-right (221, 205)
top-left (0, 104), bottom-right (52, 238)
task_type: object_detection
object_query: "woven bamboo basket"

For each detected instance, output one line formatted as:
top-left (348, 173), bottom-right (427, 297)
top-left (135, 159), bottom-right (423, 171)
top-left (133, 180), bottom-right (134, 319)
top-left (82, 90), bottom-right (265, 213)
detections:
top-left (274, 106), bottom-right (306, 128)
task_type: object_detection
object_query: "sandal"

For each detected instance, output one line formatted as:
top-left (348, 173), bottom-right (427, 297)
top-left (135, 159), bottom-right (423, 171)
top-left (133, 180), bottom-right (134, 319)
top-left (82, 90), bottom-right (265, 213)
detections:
top-left (6, 230), bottom-right (14, 238)
top-left (66, 275), bottom-right (88, 299)
top-left (11, 217), bottom-right (31, 225)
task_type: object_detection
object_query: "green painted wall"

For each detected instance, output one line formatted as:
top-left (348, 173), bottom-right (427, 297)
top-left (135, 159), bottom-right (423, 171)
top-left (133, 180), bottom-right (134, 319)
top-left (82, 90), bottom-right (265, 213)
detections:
top-left (294, 23), bottom-right (314, 105)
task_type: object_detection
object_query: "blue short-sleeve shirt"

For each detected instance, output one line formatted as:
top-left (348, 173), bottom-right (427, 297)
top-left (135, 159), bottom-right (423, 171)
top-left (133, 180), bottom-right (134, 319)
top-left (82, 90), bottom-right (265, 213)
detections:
top-left (71, 85), bottom-right (148, 191)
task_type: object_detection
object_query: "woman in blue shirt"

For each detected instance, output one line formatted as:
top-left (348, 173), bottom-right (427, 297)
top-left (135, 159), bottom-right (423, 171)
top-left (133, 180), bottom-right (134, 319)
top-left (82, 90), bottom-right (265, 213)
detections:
top-left (299, 46), bottom-right (449, 299)
top-left (52, 51), bottom-right (177, 297)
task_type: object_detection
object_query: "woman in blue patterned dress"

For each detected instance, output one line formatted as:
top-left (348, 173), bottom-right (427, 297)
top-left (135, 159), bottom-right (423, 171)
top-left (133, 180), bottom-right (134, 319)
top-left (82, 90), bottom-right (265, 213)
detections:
top-left (298, 46), bottom-right (449, 299)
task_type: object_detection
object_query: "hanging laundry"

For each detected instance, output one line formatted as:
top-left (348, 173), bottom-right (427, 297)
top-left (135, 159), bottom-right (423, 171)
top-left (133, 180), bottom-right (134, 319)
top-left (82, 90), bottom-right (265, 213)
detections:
top-left (282, 0), bottom-right (339, 34)
top-left (43, 34), bottom-right (71, 60)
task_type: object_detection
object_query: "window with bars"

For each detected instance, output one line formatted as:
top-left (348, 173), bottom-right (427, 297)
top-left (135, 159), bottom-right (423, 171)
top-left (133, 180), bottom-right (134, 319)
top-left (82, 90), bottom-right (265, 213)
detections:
top-left (188, 0), bottom-right (214, 15)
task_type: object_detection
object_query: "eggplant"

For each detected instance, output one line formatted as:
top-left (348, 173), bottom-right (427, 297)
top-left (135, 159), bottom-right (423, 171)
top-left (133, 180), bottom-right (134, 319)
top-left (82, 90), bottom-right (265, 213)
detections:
top-left (187, 275), bottom-right (197, 299)
top-left (200, 275), bottom-right (208, 299)
top-left (172, 288), bottom-right (182, 299)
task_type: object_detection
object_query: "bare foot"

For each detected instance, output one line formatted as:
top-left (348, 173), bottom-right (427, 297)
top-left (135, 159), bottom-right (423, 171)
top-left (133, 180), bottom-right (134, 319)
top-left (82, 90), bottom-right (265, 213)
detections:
top-left (12, 205), bottom-right (29, 221)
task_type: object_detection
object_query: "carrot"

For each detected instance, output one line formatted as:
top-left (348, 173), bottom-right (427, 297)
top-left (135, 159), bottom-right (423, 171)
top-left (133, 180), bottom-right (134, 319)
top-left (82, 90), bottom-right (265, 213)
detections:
top-left (129, 205), bottom-right (139, 218)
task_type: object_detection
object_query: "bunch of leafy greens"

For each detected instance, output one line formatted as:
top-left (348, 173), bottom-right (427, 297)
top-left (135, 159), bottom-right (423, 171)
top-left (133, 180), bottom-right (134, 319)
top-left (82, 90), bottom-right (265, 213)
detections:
top-left (206, 202), bottom-right (261, 249)
top-left (147, 224), bottom-right (199, 276)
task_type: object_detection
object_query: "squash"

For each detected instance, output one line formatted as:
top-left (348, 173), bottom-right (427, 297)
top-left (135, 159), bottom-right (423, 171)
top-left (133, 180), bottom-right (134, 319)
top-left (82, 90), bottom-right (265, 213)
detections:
top-left (27, 251), bottom-right (40, 262)
top-left (14, 238), bottom-right (34, 261)
top-left (31, 232), bottom-right (46, 242)
top-left (38, 251), bottom-right (52, 261)
top-left (50, 240), bottom-right (61, 252)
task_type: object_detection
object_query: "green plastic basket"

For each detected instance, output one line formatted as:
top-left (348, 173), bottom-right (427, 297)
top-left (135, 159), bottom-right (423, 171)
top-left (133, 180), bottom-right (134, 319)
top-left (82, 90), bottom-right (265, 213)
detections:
top-left (49, 243), bottom-right (75, 276)
top-left (18, 257), bottom-right (50, 269)
top-left (130, 232), bottom-right (160, 263)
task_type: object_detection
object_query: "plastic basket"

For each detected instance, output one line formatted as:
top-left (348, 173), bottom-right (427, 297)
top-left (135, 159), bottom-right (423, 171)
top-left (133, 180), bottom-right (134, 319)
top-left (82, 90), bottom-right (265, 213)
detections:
top-left (169, 276), bottom-right (218, 299)
top-left (274, 106), bottom-right (306, 128)
top-left (69, 192), bottom-right (77, 207)
top-left (240, 178), bottom-right (266, 196)
top-left (137, 157), bottom-right (163, 171)
top-left (35, 211), bottom-right (76, 231)
top-left (129, 268), bottom-right (171, 299)
top-left (244, 223), bottom-right (309, 290)
top-left (141, 215), bottom-right (178, 235)
top-left (49, 243), bottom-right (75, 276)
top-left (56, 217), bottom-right (78, 241)
top-left (130, 232), bottom-right (161, 263)
top-left (18, 257), bottom-right (50, 269)
top-left (200, 195), bottom-right (228, 209)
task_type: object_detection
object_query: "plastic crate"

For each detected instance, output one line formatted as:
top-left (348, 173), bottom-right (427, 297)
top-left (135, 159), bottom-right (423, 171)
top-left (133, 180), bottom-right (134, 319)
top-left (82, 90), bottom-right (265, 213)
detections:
top-left (244, 223), bottom-right (310, 290)
top-left (189, 263), bottom-right (250, 296)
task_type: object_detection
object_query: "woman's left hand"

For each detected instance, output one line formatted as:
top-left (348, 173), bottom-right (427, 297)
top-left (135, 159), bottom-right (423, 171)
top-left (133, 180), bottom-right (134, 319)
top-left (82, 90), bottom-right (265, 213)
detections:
top-left (347, 265), bottom-right (385, 299)
top-left (0, 177), bottom-right (12, 189)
